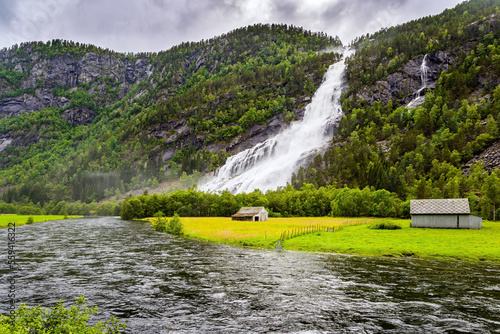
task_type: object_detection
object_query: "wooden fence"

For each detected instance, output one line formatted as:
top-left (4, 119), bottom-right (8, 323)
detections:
top-left (279, 224), bottom-right (333, 242)
top-left (279, 220), bottom-right (369, 242)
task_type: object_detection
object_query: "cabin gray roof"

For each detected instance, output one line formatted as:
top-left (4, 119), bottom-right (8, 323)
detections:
top-left (232, 207), bottom-right (266, 217)
top-left (410, 199), bottom-right (470, 215)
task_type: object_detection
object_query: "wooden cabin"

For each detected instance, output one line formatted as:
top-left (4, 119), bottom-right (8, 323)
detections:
top-left (231, 207), bottom-right (268, 221)
top-left (410, 198), bottom-right (482, 229)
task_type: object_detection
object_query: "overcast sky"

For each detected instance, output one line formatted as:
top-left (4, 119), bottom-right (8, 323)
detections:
top-left (0, 0), bottom-right (464, 53)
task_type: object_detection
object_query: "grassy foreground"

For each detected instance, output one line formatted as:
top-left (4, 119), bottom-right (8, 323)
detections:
top-left (144, 217), bottom-right (500, 262)
top-left (0, 215), bottom-right (81, 228)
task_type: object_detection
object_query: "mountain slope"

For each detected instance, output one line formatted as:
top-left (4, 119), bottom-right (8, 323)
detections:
top-left (293, 0), bottom-right (500, 219)
top-left (2, 1), bottom-right (500, 220)
top-left (0, 24), bottom-right (341, 203)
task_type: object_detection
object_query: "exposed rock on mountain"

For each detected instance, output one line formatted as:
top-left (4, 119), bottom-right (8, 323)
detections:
top-left (0, 47), bottom-right (152, 116)
top-left (62, 107), bottom-right (97, 126)
top-left (357, 51), bottom-right (451, 106)
top-left (0, 90), bottom-right (70, 117)
top-left (0, 136), bottom-right (12, 153)
top-left (463, 140), bottom-right (500, 174)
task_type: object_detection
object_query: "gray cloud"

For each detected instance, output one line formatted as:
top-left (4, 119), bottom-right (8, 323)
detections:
top-left (0, 0), bottom-right (14, 29)
top-left (0, 0), bottom-right (463, 52)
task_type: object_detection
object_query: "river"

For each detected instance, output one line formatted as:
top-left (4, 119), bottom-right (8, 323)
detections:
top-left (1, 217), bottom-right (499, 333)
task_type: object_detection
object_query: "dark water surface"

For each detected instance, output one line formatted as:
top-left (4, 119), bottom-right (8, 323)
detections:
top-left (1, 217), bottom-right (499, 333)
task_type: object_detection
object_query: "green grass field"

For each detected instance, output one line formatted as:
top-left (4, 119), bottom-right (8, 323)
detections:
top-left (283, 219), bottom-right (500, 261)
top-left (0, 215), bottom-right (81, 228)
top-left (144, 217), bottom-right (500, 261)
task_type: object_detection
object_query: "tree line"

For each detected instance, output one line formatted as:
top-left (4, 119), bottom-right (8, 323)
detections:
top-left (120, 184), bottom-right (412, 220)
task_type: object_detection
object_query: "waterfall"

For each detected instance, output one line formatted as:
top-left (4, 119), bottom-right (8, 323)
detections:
top-left (407, 54), bottom-right (429, 109)
top-left (420, 54), bottom-right (429, 87)
top-left (200, 50), bottom-right (351, 194)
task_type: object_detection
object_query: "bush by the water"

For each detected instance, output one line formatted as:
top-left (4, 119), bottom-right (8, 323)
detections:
top-left (153, 213), bottom-right (184, 235)
top-left (369, 221), bottom-right (402, 230)
top-left (0, 296), bottom-right (126, 333)
top-left (154, 216), bottom-right (167, 232)
top-left (26, 216), bottom-right (34, 224)
top-left (167, 213), bottom-right (184, 235)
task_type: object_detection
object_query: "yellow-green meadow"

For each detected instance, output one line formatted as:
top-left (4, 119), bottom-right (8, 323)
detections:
top-left (144, 217), bottom-right (500, 262)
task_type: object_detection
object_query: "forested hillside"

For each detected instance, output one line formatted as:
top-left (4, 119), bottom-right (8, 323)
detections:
top-left (293, 0), bottom-right (500, 219)
top-left (0, 24), bottom-right (341, 210)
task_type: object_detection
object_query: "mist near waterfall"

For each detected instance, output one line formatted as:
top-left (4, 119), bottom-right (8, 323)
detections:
top-left (200, 50), bottom-right (352, 194)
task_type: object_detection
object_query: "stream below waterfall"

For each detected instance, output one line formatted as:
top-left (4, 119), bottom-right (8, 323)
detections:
top-left (1, 217), bottom-right (500, 333)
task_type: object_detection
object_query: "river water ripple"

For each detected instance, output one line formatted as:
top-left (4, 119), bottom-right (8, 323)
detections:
top-left (1, 217), bottom-right (499, 333)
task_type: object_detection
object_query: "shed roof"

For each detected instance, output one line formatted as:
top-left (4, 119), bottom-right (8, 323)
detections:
top-left (410, 198), bottom-right (470, 215)
top-left (232, 207), bottom-right (266, 217)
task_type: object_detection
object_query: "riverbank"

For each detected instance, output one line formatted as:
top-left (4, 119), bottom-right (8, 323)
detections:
top-left (143, 217), bottom-right (500, 261)
top-left (0, 215), bottom-right (82, 228)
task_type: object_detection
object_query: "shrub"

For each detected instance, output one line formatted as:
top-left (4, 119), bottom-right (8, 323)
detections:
top-left (370, 221), bottom-right (402, 230)
top-left (153, 211), bottom-right (165, 218)
top-left (166, 213), bottom-right (184, 235)
top-left (26, 216), bottom-right (34, 225)
top-left (153, 217), bottom-right (167, 232)
top-left (152, 213), bottom-right (183, 235)
top-left (0, 296), bottom-right (126, 333)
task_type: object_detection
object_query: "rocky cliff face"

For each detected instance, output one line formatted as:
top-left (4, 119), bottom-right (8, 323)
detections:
top-left (148, 102), bottom-right (309, 164)
top-left (0, 46), bottom-right (152, 117)
top-left (357, 51), bottom-right (451, 106)
top-left (463, 140), bottom-right (500, 175)
top-left (0, 90), bottom-right (70, 116)
top-left (17, 53), bottom-right (152, 89)
top-left (62, 107), bottom-right (97, 126)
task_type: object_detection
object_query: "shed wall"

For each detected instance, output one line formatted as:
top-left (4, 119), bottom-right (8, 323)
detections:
top-left (232, 216), bottom-right (253, 221)
top-left (470, 215), bottom-right (483, 229)
top-left (458, 215), bottom-right (482, 229)
top-left (258, 210), bottom-right (268, 221)
top-left (411, 215), bottom-right (457, 228)
top-left (411, 214), bottom-right (482, 229)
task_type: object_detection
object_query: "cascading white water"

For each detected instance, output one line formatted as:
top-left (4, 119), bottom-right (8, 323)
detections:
top-left (407, 54), bottom-right (429, 108)
top-left (420, 54), bottom-right (429, 87)
top-left (200, 50), bottom-right (351, 194)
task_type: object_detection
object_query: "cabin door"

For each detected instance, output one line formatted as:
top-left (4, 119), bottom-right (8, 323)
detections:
top-left (254, 216), bottom-right (259, 221)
